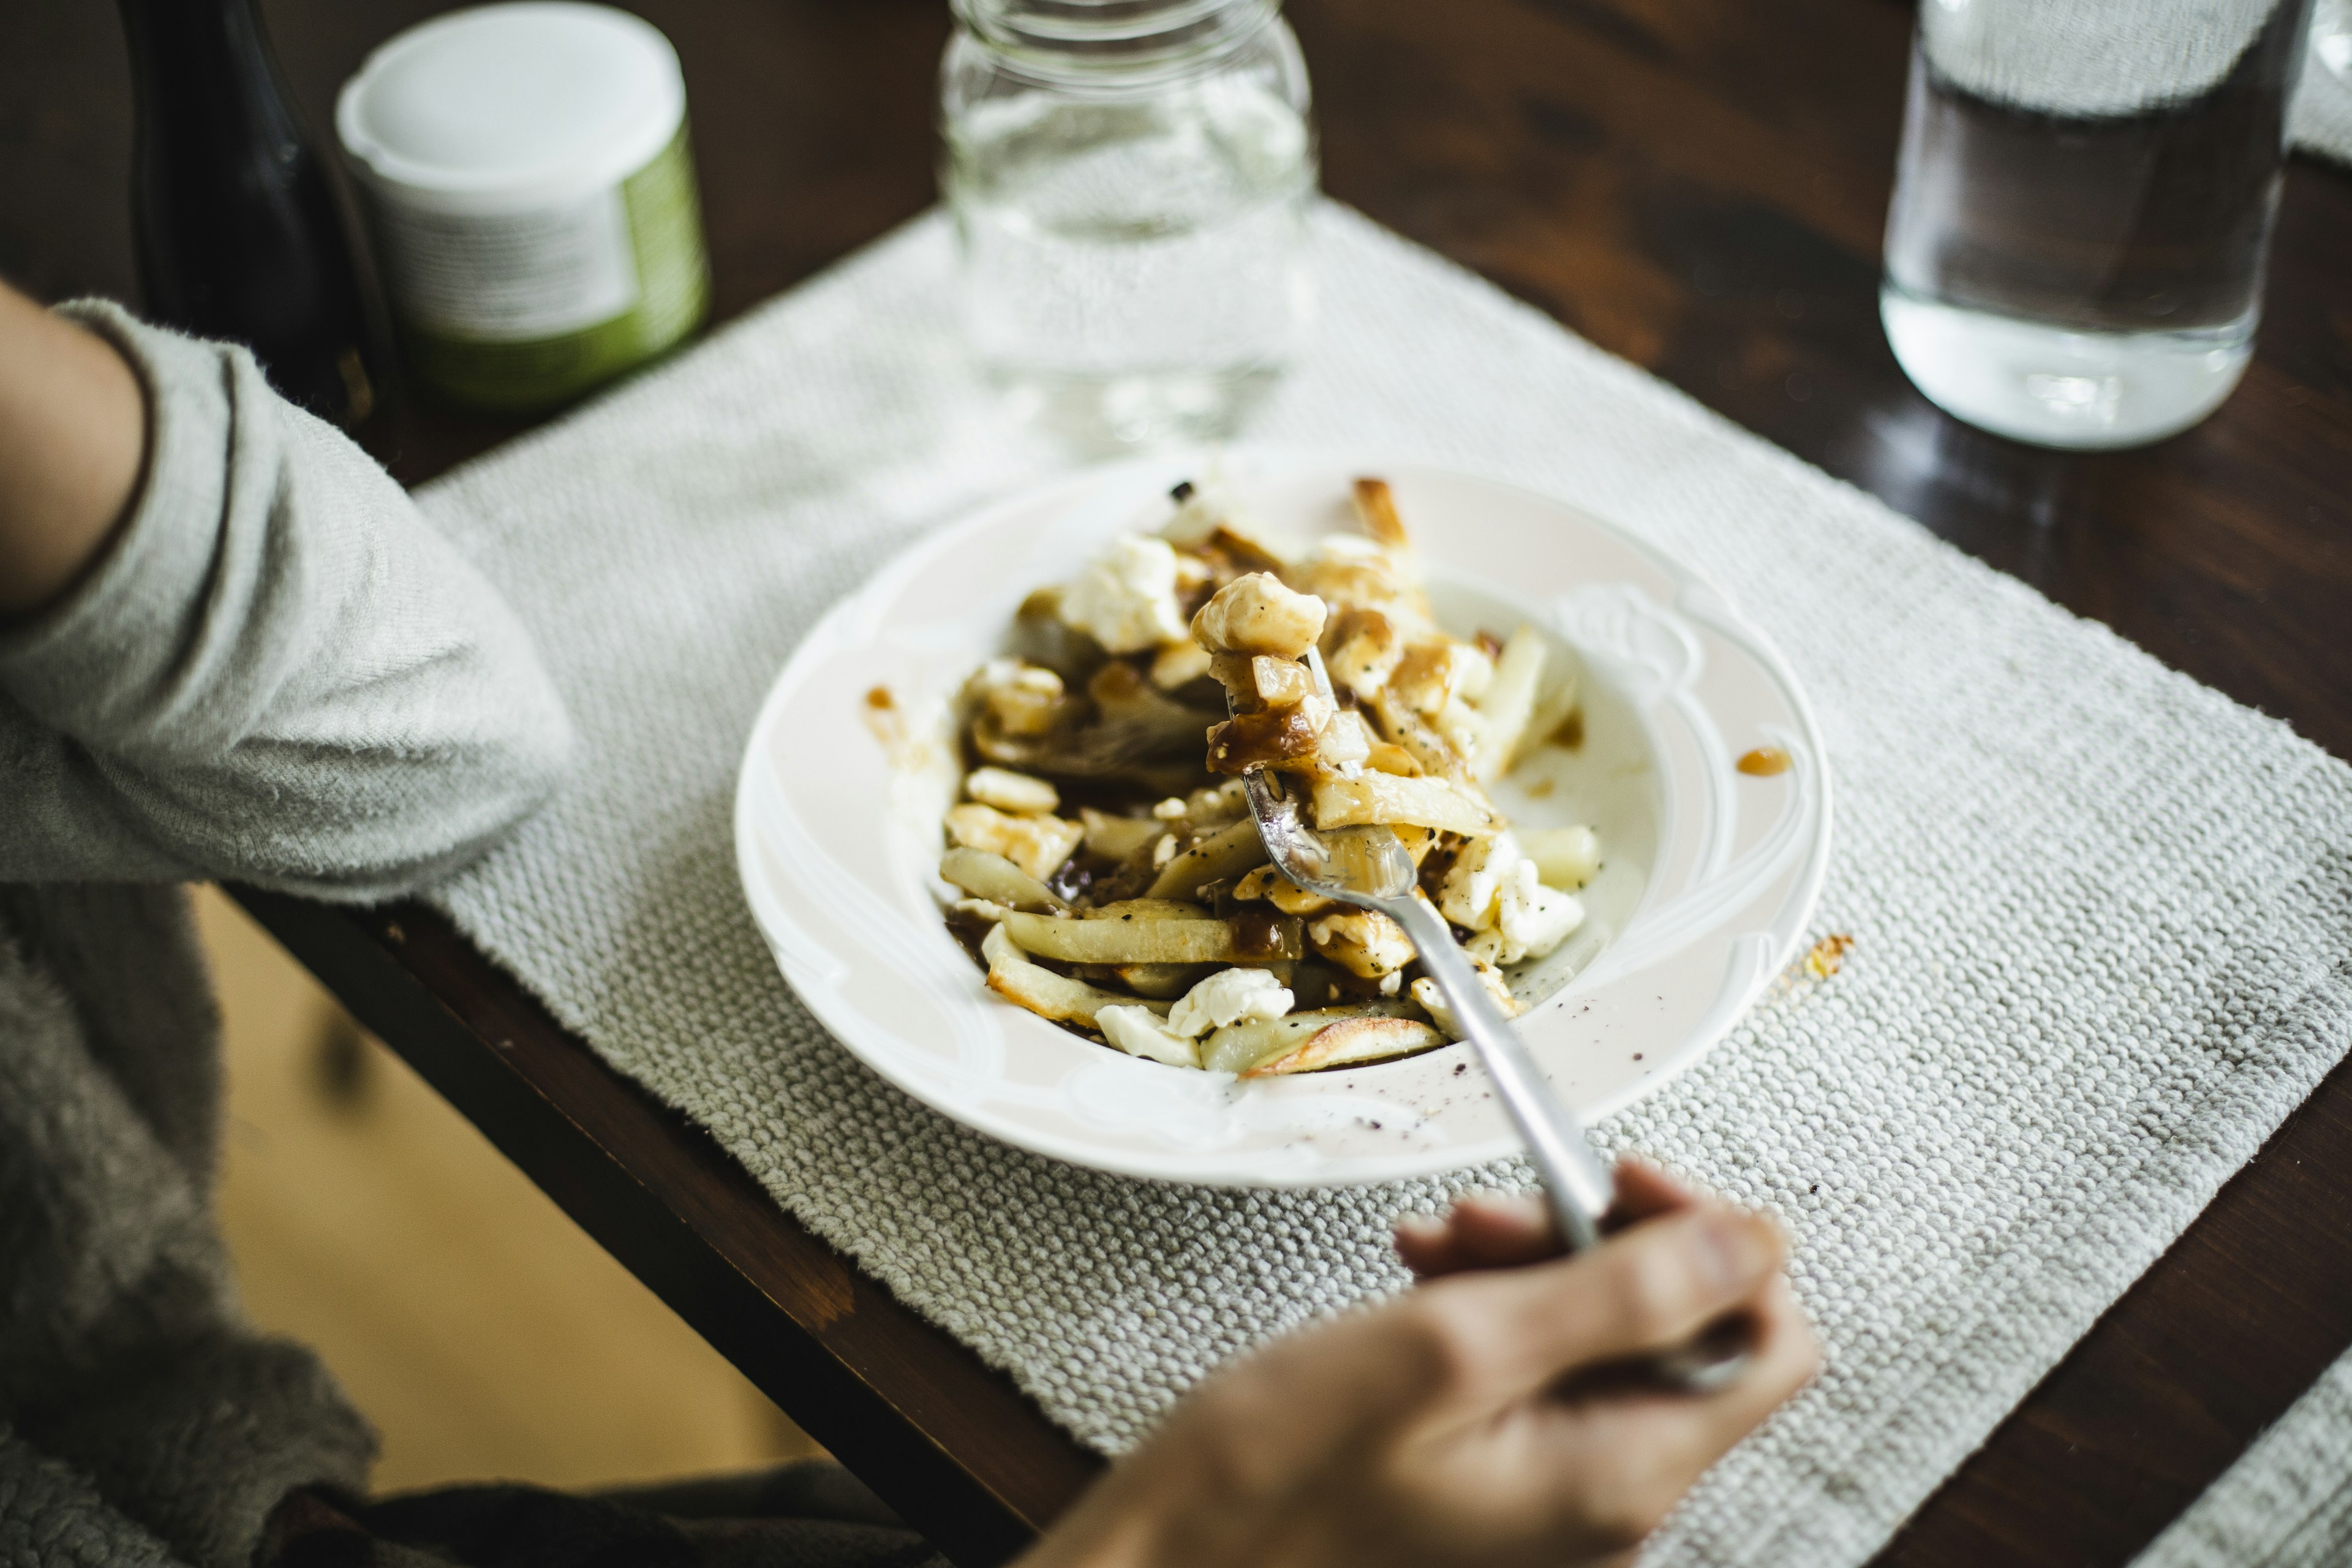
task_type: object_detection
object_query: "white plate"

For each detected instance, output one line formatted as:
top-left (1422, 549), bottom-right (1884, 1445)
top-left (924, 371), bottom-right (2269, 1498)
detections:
top-left (734, 448), bottom-right (1830, 1186)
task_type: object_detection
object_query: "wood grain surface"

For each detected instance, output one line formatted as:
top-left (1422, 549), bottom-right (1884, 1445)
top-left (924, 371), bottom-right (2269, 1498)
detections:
top-left (6, 1), bottom-right (2348, 1564)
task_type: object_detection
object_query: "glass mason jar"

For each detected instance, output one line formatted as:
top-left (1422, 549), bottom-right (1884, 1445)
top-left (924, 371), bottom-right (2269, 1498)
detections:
top-left (940, 0), bottom-right (1317, 451)
top-left (1881, 0), bottom-right (2313, 450)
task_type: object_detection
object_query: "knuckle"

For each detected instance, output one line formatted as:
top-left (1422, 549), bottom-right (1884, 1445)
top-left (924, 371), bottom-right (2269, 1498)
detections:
top-left (1577, 1477), bottom-right (1674, 1553)
top-left (1400, 1292), bottom-right (1493, 1393)
top-left (1601, 1240), bottom-right (1693, 1341)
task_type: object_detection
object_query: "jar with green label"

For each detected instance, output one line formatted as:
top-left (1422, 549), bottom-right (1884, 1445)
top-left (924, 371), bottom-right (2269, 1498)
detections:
top-left (336, 2), bottom-right (710, 413)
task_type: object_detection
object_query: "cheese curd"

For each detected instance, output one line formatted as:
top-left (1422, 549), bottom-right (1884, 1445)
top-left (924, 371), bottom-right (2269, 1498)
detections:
top-left (1467, 858), bottom-right (1586, 967)
top-left (1058, 535), bottom-right (1191, 654)
top-left (1167, 967), bottom-right (1294, 1037)
top-left (1096, 1004), bottom-right (1200, 1067)
top-left (1440, 831), bottom-right (1587, 967)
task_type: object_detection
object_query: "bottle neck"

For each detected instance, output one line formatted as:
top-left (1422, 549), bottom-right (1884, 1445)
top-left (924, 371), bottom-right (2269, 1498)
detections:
top-left (951, 0), bottom-right (1280, 83)
top-left (116, 0), bottom-right (304, 151)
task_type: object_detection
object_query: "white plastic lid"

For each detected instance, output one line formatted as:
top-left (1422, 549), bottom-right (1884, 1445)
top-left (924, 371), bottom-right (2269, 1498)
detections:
top-left (337, 2), bottom-right (685, 212)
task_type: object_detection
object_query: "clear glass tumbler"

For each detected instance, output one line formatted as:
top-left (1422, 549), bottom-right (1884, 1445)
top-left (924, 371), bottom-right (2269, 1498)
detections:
top-left (1881, 0), bottom-right (2314, 449)
top-left (940, 0), bottom-right (1317, 451)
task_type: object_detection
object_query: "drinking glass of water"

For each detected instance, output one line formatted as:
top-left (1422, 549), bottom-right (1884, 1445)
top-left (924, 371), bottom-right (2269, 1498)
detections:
top-left (1881, 0), bottom-right (2315, 449)
top-left (941, 0), bottom-right (1317, 451)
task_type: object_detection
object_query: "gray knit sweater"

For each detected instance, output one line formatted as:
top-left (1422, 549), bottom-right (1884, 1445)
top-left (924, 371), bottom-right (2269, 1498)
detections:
top-left (0, 305), bottom-right (573, 1568)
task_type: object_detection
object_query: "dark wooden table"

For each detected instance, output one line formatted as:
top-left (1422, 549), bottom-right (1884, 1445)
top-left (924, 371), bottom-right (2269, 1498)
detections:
top-left (9, 1), bottom-right (2351, 1564)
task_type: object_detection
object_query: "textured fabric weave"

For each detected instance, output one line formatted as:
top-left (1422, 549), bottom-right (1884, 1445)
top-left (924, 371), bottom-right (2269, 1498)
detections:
top-left (416, 205), bottom-right (2352, 1567)
top-left (2291, 42), bottom-right (2352, 164)
top-left (1905, 0), bottom-right (2352, 166)
top-left (2131, 1350), bottom-right (2352, 1568)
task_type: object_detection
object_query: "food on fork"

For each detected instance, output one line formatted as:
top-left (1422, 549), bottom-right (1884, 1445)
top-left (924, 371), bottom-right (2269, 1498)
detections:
top-left (938, 477), bottom-right (1599, 1076)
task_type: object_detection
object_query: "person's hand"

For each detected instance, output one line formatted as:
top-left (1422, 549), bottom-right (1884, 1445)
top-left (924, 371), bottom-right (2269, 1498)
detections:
top-left (1021, 1162), bottom-right (1816, 1568)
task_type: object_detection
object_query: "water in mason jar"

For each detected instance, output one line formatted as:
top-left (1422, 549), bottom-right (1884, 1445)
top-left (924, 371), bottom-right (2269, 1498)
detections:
top-left (945, 78), bottom-right (1314, 451)
top-left (1882, 0), bottom-right (2307, 449)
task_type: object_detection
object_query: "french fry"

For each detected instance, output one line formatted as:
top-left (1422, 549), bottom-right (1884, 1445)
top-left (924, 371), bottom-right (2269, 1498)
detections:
top-left (1520, 824), bottom-right (1602, 889)
top-left (1305, 908), bottom-right (1415, 978)
top-left (1198, 1001), bottom-right (1423, 1075)
top-left (1390, 823), bottom-right (1438, 865)
top-left (1234, 863), bottom-right (1340, 916)
top-left (944, 802), bottom-right (1085, 882)
top-left (1321, 606), bottom-right (1402, 699)
top-left (1388, 639), bottom-right (1489, 718)
top-left (1149, 641), bottom-right (1213, 689)
top-left (1231, 865), bottom-right (1278, 899)
top-left (965, 766), bottom-right (1060, 814)
top-left (1114, 963), bottom-right (1207, 999)
top-left (1146, 817), bottom-right (1270, 899)
top-left (1317, 707), bottom-right (1374, 767)
top-left (1366, 688), bottom-right (1483, 790)
top-left (1080, 807), bottom-right (1165, 862)
top-left (1310, 772), bottom-right (1499, 837)
top-left (1517, 663), bottom-right (1583, 768)
top-left (940, 847), bottom-right (1069, 914)
top-left (1245, 1016), bottom-right (1444, 1076)
top-left (1294, 554), bottom-right (1424, 624)
top-left (1250, 655), bottom-right (1314, 706)
top-left (1084, 898), bottom-right (1216, 921)
top-left (1204, 522), bottom-right (1292, 576)
top-left (1472, 625), bottom-right (1544, 782)
top-left (1351, 477), bottom-right (1411, 549)
top-left (1411, 963), bottom-right (1521, 1041)
top-left (982, 924), bottom-right (1170, 1028)
top-left (999, 909), bottom-right (1302, 966)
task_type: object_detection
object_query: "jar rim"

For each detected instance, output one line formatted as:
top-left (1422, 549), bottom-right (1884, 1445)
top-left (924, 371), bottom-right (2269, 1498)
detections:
top-left (951, 0), bottom-right (1281, 80)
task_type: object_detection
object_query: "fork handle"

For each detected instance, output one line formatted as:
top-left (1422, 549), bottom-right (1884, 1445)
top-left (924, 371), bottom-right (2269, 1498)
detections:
top-left (1385, 895), bottom-right (1617, 1248)
top-left (1383, 894), bottom-right (1753, 1392)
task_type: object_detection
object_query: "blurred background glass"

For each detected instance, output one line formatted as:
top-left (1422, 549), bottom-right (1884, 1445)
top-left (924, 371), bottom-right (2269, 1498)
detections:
top-left (941, 0), bottom-right (1317, 453)
top-left (1882, 0), bottom-right (2314, 450)
top-left (2316, 0), bottom-right (2352, 77)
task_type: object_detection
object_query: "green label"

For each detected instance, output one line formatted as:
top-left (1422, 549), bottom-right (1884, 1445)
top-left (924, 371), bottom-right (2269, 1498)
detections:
top-left (397, 126), bottom-right (711, 413)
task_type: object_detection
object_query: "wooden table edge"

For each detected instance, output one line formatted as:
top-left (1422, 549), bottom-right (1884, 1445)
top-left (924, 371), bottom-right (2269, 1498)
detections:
top-left (236, 884), bottom-right (2352, 1568)
top-left (230, 887), bottom-right (1102, 1568)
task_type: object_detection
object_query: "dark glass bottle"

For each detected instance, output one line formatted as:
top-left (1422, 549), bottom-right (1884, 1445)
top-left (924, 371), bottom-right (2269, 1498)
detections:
top-left (118, 0), bottom-right (378, 425)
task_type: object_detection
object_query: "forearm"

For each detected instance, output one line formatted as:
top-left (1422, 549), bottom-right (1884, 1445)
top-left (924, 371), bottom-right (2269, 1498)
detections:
top-left (0, 299), bottom-right (572, 895)
top-left (0, 279), bottom-right (146, 617)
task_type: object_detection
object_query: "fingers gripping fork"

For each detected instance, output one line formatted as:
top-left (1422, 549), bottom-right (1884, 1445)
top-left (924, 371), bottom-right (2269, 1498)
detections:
top-left (1234, 760), bottom-right (1753, 1394)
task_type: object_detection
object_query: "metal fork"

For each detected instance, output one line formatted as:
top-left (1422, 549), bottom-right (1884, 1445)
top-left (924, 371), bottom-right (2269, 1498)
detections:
top-left (1232, 746), bottom-right (1752, 1392)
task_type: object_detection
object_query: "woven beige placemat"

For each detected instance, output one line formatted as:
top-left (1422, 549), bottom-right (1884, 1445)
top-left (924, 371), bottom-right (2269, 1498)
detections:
top-left (2131, 1348), bottom-right (2352, 1568)
top-left (416, 204), bottom-right (2352, 1566)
